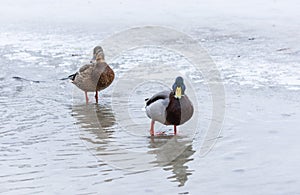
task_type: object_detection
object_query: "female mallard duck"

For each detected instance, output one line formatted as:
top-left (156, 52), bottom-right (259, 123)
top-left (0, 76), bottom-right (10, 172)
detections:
top-left (68, 46), bottom-right (114, 104)
top-left (145, 77), bottom-right (194, 136)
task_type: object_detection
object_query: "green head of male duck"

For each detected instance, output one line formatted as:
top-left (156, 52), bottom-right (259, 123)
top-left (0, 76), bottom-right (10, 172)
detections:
top-left (91, 46), bottom-right (105, 62)
top-left (172, 76), bottom-right (186, 99)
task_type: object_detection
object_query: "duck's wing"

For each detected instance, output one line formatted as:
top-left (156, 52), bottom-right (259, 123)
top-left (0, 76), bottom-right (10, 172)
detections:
top-left (145, 90), bottom-right (171, 124)
top-left (145, 90), bottom-right (171, 106)
top-left (77, 64), bottom-right (97, 81)
top-left (67, 64), bottom-right (92, 82)
top-left (179, 95), bottom-right (194, 124)
top-left (79, 63), bottom-right (93, 73)
top-left (91, 62), bottom-right (108, 82)
top-left (71, 63), bottom-right (99, 91)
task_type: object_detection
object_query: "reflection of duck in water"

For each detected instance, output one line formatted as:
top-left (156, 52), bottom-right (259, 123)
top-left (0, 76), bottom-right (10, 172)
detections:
top-left (148, 136), bottom-right (195, 187)
top-left (72, 104), bottom-right (195, 181)
top-left (145, 77), bottom-right (194, 136)
top-left (72, 104), bottom-right (115, 142)
top-left (69, 46), bottom-right (115, 104)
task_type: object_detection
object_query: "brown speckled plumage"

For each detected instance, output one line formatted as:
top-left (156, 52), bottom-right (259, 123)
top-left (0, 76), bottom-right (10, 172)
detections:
top-left (69, 46), bottom-right (114, 103)
top-left (96, 65), bottom-right (114, 91)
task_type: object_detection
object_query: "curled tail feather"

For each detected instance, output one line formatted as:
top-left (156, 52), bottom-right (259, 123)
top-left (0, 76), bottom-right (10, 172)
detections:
top-left (67, 73), bottom-right (78, 81)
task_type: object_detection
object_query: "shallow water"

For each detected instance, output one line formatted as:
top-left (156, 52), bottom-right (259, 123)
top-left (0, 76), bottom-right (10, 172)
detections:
top-left (1, 0), bottom-right (300, 194)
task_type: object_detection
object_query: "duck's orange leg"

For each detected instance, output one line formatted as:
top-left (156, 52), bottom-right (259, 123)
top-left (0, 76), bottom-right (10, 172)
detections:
top-left (95, 91), bottom-right (98, 104)
top-left (174, 125), bottom-right (177, 135)
top-left (85, 91), bottom-right (89, 104)
top-left (150, 120), bottom-right (155, 136)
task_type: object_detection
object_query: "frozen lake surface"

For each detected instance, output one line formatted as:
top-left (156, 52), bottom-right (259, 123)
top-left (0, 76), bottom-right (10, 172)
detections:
top-left (0, 0), bottom-right (299, 194)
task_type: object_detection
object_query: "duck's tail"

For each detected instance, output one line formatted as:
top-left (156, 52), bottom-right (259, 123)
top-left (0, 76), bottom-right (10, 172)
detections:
top-left (60, 73), bottom-right (77, 81)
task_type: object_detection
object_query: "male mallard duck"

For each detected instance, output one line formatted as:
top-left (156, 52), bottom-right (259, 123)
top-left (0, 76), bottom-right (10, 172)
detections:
top-left (145, 76), bottom-right (194, 136)
top-left (68, 46), bottom-right (114, 104)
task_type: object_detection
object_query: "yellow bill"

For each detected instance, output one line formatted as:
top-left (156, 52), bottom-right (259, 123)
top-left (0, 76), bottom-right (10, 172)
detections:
top-left (175, 87), bottom-right (182, 99)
